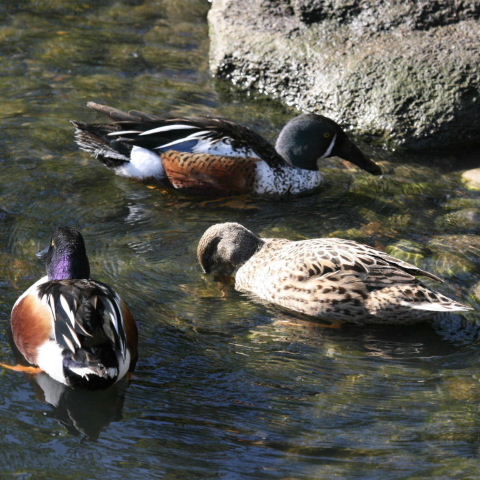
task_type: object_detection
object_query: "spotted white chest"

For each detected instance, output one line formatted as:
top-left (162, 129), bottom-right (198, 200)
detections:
top-left (252, 161), bottom-right (323, 196)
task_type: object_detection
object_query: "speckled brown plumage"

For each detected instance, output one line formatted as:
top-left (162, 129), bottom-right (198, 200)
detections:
top-left (162, 151), bottom-right (260, 194)
top-left (197, 223), bottom-right (473, 325)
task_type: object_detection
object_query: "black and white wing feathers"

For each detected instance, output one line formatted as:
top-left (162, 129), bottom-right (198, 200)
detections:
top-left (74, 101), bottom-right (284, 166)
top-left (38, 279), bottom-right (127, 358)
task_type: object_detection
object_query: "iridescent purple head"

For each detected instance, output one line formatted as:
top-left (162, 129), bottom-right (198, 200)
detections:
top-left (37, 227), bottom-right (90, 280)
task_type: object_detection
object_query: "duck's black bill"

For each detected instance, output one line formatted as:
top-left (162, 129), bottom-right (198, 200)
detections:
top-left (36, 245), bottom-right (50, 260)
top-left (335, 137), bottom-right (382, 175)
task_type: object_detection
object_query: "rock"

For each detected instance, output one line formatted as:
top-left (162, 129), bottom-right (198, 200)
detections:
top-left (444, 197), bottom-right (480, 210)
top-left (433, 313), bottom-right (480, 346)
top-left (428, 234), bottom-right (480, 277)
top-left (462, 169), bottom-right (480, 190)
top-left (472, 281), bottom-right (480, 299)
top-left (0, 208), bottom-right (11, 222)
top-left (208, 0), bottom-right (480, 149)
top-left (385, 239), bottom-right (430, 265)
top-left (435, 208), bottom-right (480, 234)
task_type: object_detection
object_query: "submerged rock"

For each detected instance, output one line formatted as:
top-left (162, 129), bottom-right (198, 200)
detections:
top-left (208, 0), bottom-right (480, 149)
top-left (462, 169), bottom-right (480, 191)
top-left (428, 234), bottom-right (480, 278)
top-left (385, 239), bottom-right (430, 266)
top-left (435, 208), bottom-right (480, 234)
top-left (472, 281), bottom-right (480, 300)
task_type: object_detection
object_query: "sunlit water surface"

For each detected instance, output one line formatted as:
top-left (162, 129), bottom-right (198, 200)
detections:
top-left (1, 1), bottom-right (480, 479)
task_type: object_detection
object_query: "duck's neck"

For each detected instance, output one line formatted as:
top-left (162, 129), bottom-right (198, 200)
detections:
top-left (48, 253), bottom-right (90, 280)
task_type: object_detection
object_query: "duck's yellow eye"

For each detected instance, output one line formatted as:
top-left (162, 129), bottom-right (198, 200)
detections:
top-left (324, 132), bottom-right (332, 139)
top-left (51, 240), bottom-right (55, 248)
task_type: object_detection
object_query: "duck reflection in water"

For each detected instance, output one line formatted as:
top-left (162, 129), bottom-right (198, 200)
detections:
top-left (33, 372), bottom-right (127, 440)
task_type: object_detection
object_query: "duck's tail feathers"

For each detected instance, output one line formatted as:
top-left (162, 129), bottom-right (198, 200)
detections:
top-left (64, 359), bottom-right (117, 379)
top-left (63, 351), bottom-right (119, 389)
top-left (410, 299), bottom-right (473, 313)
top-left (407, 285), bottom-right (472, 313)
top-left (366, 284), bottom-right (473, 321)
top-left (71, 120), bottom-right (130, 168)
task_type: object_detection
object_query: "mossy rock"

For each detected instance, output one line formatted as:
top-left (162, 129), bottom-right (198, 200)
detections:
top-left (444, 197), bottom-right (480, 210)
top-left (71, 74), bottom-right (130, 99)
top-left (472, 282), bottom-right (480, 300)
top-left (39, 33), bottom-right (107, 69)
top-left (385, 239), bottom-right (430, 266)
top-left (429, 235), bottom-right (480, 267)
top-left (0, 98), bottom-right (29, 119)
top-left (435, 208), bottom-right (480, 234)
top-left (106, 44), bottom-right (149, 73)
top-left (428, 235), bottom-right (480, 277)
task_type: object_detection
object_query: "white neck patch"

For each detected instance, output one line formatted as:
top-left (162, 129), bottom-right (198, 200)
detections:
top-left (320, 134), bottom-right (337, 159)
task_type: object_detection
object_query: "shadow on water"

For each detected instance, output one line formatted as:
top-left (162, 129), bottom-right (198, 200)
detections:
top-left (33, 373), bottom-right (128, 441)
top-left (244, 305), bottom-right (479, 358)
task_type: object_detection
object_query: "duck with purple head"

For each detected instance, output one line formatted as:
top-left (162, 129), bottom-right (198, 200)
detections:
top-left (4, 227), bottom-right (138, 389)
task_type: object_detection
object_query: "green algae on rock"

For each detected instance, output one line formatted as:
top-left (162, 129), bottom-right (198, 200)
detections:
top-left (385, 239), bottom-right (430, 266)
top-left (435, 208), bottom-right (480, 234)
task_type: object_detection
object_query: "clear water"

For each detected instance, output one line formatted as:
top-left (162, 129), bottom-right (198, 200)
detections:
top-left (1, 1), bottom-right (480, 479)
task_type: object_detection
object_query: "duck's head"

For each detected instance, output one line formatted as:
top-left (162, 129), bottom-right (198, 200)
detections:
top-left (275, 113), bottom-right (382, 175)
top-left (197, 222), bottom-right (262, 277)
top-left (37, 226), bottom-right (90, 281)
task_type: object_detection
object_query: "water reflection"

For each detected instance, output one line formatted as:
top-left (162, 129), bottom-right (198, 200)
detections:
top-left (246, 311), bottom-right (464, 359)
top-left (34, 373), bottom-right (128, 441)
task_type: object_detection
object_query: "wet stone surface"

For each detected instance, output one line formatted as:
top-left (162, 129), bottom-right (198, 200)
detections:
top-left (209, 0), bottom-right (480, 150)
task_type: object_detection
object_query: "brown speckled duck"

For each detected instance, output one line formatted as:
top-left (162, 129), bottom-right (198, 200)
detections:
top-left (71, 102), bottom-right (381, 197)
top-left (197, 223), bottom-right (472, 324)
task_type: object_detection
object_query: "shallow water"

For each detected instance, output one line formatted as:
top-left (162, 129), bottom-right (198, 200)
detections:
top-left (1, 1), bottom-right (480, 479)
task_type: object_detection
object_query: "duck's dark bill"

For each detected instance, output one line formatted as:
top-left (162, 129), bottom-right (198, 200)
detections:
top-left (334, 137), bottom-right (382, 175)
top-left (36, 245), bottom-right (50, 260)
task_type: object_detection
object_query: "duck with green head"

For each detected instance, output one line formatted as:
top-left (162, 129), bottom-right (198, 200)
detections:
top-left (72, 102), bottom-right (381, 197)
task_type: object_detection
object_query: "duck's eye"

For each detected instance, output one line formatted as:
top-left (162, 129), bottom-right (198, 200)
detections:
top-left (51, 241), bottom-right (55, 248)
top-left (324, 132), bottom-right (332, 139)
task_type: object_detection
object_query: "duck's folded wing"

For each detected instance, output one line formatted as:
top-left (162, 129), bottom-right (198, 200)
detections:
top-left (39, 280), bottom-right (128, 358)
top-left (365, 283), bottom-right (472, 316)
top-left (85, 102), bottom-right (283, 164)
top-left (269, 270), bottom-right (370, 320)
top-left (271, 267), bottom-right (470, 322)
top-left (340, 239), bottom-right (444, 283)
top-left (299, 238), bottom-right (444, 284)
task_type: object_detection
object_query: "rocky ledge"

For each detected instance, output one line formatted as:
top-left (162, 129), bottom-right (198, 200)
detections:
top-left (208, 0), bottom-right (480, 149)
